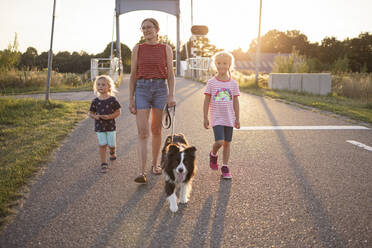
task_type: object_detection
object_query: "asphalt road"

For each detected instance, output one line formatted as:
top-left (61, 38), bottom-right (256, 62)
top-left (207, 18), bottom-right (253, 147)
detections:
top-left (0, 76), bottom-right (371, 248)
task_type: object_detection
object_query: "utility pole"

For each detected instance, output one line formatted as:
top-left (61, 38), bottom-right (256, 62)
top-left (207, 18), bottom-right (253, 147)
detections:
top-left (45, 0), bottom-right (57, 101)
top-left (255, 0), bottom-right (262, 86)
top-left (191, 0), bottom-right (194, 26)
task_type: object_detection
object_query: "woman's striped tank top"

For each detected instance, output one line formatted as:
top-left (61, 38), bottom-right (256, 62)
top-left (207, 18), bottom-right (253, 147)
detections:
top-left (136, 43), bottom-right (168, 79)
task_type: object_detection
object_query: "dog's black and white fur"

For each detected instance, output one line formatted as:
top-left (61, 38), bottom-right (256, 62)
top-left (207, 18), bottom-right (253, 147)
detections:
top-left (161, 133), bottom-right (196, 213)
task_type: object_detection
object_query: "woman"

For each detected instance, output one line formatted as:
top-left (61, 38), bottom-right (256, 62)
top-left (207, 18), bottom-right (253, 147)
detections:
top-left (129, 18), bottom-right (176, 184)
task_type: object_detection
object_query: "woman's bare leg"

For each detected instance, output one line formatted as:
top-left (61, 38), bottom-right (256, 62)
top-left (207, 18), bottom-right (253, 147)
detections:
top-left (151, 108), bottom-right (163, 169)
top-left (136, 109), bottom-right (150, 174)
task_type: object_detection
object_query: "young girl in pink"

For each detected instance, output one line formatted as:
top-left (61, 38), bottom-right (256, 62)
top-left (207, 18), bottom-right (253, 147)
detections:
top-left (203, 51), bottom-right (240, 179)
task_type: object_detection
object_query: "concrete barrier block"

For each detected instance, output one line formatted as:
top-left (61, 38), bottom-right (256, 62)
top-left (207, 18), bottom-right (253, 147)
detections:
top-left (302, 74), bottom-right (320, 94)
top-left (268, 75), bottom-right (273, 88)
top-left (289, 74), bottom-right (302, 92)
top-left (269, 74), bottom-right (290, 90)
top-left (269, 73), bottom-right (332, 95)
top-left (319, 73), bottom-right (332, 95)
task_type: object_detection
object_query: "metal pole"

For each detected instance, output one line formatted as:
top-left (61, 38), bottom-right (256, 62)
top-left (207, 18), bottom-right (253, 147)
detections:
top-left (176, 13), bottom-right (181, 76)
top-left (255, 0), bottom-right (262, 86)
top-left (191, 0), bottom-right (194, 26)
top-left (45, 0), bottom-right (56, 101)
top-left (176, 1), bottom-right (181, 76)
top-left (115, 0), bottom-right (121, 75)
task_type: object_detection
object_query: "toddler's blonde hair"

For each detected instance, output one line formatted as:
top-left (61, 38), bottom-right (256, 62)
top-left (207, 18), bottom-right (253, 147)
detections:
top-left (93, 75), bottom-right (118, 96)
top-left (211, 51), bottom-right (235, 72)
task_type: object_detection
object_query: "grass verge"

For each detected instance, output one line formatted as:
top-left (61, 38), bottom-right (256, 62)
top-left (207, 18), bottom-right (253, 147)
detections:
top-left (240, 85), bottom-right (372, 124)
top-left (0, 97), bottom-right (90, 227)
top-left (0, 83), bottom-right (93, 95)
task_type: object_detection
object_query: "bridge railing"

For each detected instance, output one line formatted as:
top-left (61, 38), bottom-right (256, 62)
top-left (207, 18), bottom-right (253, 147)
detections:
top-left (90, 57), bottom-right (122, 82)
top-left (185, 57), bottom-right (212, 82)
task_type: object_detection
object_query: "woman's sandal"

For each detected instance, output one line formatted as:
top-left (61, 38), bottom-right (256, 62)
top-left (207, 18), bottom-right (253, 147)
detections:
top-left (151, 164), bottom-right (162, 175)
top-left (134, 173), bottom-right (147, 184)
top-left (109, 151), bottom-right (116, 161)
top-left (101, 162), bottom-right (109, 173)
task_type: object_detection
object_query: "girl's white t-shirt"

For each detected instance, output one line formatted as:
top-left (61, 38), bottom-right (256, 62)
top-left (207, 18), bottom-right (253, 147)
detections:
top-left (204, 77), bottom-right (240, 127)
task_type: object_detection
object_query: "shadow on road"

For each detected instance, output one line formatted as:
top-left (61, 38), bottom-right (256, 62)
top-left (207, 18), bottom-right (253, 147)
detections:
top-left (259, 97), bottom-right (348, 247)
top-left (91, 175), bottom-right (161, 248)
top-left (187, 195), bottom-right (213, 248)
top-left (146, 199), bottom-right (186, 248)
top-left (210, 179), bottom-right (232, 248)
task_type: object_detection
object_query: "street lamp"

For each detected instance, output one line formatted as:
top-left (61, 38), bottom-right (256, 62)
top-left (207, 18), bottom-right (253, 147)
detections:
top-left (45, 0), bottom-right (57, 101)
top-left (255, 0), bottom-right (262, 86)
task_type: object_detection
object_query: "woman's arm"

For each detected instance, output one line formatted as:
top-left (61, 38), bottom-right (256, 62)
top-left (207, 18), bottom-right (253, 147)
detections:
top-left (129, 44), bottom-right (139, 114)
top-left (165, 44), bottom-right (176, 107)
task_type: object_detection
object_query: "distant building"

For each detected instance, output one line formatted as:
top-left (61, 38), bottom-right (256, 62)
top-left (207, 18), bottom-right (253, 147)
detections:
top-left (234, 53), bottom-right (290, 73)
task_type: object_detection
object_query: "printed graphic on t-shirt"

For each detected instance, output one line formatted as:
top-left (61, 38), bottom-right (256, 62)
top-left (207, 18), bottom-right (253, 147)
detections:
top-left (213, 88), bottom-right (232, 102)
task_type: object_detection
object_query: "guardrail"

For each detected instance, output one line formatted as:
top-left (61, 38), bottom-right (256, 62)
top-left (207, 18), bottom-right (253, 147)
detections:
top-left (184, 57), bottom-right (211, 82)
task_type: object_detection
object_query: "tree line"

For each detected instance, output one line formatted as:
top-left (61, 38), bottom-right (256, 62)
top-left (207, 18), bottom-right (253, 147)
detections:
top-left (0, 35), bottom-right (132, 74)
top-left (1, 30), bottom-right (371, 74)
top-left (232, 30), bottom-right (372, 73)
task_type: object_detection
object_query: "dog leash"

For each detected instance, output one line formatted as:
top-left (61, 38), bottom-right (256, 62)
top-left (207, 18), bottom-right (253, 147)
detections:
top-left (162, 104), bottom-right (176, 143)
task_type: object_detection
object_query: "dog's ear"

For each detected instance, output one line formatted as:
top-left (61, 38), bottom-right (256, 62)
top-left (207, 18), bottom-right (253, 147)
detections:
top-left (184, 146), bottom-right (196, 157)
top-left (167, 144), bottom-right (179, 156)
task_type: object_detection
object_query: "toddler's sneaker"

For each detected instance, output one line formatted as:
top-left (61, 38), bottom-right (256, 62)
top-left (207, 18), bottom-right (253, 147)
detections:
top-left (209, 152), bottom-right (218, 170)
top-left (221, 166), bottom-right (232, 179)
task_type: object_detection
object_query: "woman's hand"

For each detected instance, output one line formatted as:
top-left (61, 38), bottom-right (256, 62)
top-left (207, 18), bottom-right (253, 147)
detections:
top-left (167, 95), bottom-right (176, 107)
top-left (129, 99), bottom-right (137, 115)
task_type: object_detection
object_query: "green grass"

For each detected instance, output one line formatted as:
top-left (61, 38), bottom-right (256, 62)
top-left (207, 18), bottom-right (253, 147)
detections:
top-left (240, 86), bottom-right (372, 124)
top-left (0, 82), bottom-right (93, 95)
top-left (0, 98), bottom-right (90, 227)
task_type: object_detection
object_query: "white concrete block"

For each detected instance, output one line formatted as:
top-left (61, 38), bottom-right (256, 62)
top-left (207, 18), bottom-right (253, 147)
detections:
top-left (289, 74), bottom-right (302, 92)
top-left (302, 74), bottom-right (320, 94)
top-left (269, 74), bottom-right (290, 90)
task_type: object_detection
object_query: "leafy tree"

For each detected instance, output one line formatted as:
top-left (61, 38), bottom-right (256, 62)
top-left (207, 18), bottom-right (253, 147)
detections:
top-left (54, 51), bottom-right (71, 72)
top-left (0, 33), bottom-right (20, 71)
top-left (272, 49), bottom-right (309, 73)
top-left (248, 29), bottom-right (310, 55)
top-left (36, 51), bottom-right (49, 70)
top-left (97, 41), bottom-right (131, 73)
top-left (180, 36), bottom-right (221, 59)
top-left (318, 37), bottom-right (346, 66)
top-left (346, 32), bottom-right (372, 72)
top-left (331, 56), bottom-right (350, 73)
top-left (19, 47), bottom-right (38, 70)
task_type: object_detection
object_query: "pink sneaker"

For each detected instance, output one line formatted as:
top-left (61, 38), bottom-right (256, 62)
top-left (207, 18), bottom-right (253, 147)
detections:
top-left (221, 166), bottom-right (232, 179)
top-left (209, 152), bottom-right (218, 170)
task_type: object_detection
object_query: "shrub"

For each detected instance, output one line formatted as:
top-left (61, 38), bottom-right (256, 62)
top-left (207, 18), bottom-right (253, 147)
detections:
top-left (272, 50), bottom-right (309, 73)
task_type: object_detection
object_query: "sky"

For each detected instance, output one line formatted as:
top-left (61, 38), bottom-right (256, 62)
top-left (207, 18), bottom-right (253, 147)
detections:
top-left (1, 0), bottom-right (372, 55)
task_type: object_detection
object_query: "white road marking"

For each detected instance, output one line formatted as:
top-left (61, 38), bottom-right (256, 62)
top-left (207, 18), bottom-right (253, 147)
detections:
top-left (346, 140), bottom-right (372, 152)
top-left (236, 126), bottom-right (370, 130)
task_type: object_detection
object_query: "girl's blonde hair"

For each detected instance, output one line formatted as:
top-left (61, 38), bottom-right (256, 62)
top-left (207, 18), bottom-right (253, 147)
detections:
top-left (93, 75), bottom-right (118, 96)
top-left (211, 51), bottom-right (235, 73)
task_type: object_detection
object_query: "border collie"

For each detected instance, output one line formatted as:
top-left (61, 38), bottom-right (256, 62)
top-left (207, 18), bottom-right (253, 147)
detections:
top-left (161, 133), bottom-right (197, 213)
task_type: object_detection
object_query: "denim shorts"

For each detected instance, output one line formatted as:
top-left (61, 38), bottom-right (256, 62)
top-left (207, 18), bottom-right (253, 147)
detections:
top-left (213, 125), bottom-right (234, 142)
top-left (96, 131), bottom-right (116, 147)
top-left (135, 78), bottom-right (168, 109)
